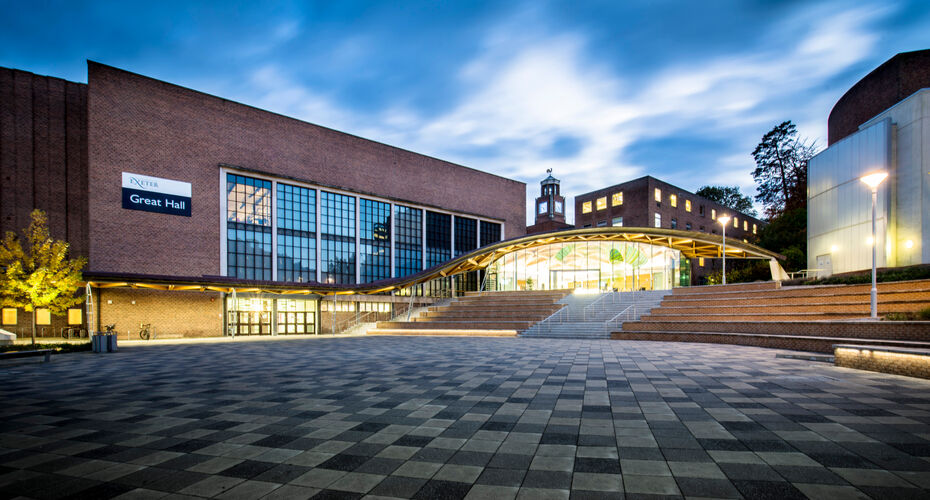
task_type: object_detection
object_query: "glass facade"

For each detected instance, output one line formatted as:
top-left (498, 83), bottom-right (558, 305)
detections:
top-left (321, 191), bottom-right (356, 284)
top-left (488, 241), bottom-right (682, 292)
top-left (480, 221), bottom-right (502, 247)
top-left (454, 216), bottom-right (477, 257)
top-left (426, 211), bottom-right (451, 267)
top-left (360, 198), bottom-right (391, 282)
top-left (223, 171), bottom-right (504, 284)
top-left (277, 183), bottom-right (316, 282)
top-left (227, 174), bottom-right (273, 280)
top-left (395, 205), bottom-right (423, 277)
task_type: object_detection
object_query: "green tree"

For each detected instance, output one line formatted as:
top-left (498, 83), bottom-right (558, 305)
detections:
top-left (0, 210), bottom-right (86, 346)
top-left (757, 207), bottom-right (807, 272)
top-left (694, 185), bottom-right (757, 216)
top-left (752, 120), bottom-right (818, 218)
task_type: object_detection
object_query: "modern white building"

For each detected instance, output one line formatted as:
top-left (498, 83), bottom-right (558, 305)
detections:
top-left (809, 88), bottom-right (930, 275)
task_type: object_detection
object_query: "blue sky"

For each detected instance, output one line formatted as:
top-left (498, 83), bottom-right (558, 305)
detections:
top-left (3, 1), bottom-right (929, 224)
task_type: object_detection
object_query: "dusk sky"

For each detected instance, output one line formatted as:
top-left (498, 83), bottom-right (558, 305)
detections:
top-left (3, 1), bottom-right (929, 224)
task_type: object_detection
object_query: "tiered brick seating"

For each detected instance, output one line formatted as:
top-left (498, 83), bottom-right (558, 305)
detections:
top-left (366, 290), bottom-right (569, 336)
top-left (613, 279), bottom-right (930, 353)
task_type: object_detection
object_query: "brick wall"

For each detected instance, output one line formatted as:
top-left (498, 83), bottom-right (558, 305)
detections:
top-left (828, 49), bottom-right (930, 145)
top-left (86, 62), bottom-right (525, 277)
top-left (0, 67), bottom-right (88, 258)
top-left (835, 347), bottom-right (930, 379)
top-left (98, 288), bottom-right (223, 338)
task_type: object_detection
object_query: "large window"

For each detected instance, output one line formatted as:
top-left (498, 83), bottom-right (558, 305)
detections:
top-left (454, 216), bottom-right (477, 257)
top-left (426, 211), bottom-right (451, 267)
top-left (321, 191), bottom-right (356, 284)
top-left (360, 198), bottom-right (391, 283)
top-left (227, 174), bottom-right (272, 280)
top-left (395, 205), bottom-right (422, 278)
top-left (582, 201), bottom-right (592, 214)
top-left (480, 221), bottom-right (501, 247)
top-left (277, 183), bottom-right (316, 282)
top-left (612, 192), bottom-right (623, 206)
top-left (596, 197), bottom-right (607, 210)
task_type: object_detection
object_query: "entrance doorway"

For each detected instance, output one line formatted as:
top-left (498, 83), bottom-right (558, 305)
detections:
top-left (550, 269), bottom-right (600, 290)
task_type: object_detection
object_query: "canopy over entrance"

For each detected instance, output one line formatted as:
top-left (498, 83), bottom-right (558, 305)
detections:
top-left (83, 227), bottom-right (786, 294)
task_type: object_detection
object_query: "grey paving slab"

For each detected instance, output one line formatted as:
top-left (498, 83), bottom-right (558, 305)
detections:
top-left (2, 337), bottom-right (930, 499)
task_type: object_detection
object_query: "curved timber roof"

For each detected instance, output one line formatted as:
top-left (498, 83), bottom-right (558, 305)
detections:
top-left (83, 227), bottom-right (783, 296)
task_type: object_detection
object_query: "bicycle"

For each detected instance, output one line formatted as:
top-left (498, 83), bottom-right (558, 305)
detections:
top-left (138, 323), bottom-right (153, 340)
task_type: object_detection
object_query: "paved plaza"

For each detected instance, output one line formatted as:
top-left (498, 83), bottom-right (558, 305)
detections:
top-left (2, 337), bottom-right (930, 499)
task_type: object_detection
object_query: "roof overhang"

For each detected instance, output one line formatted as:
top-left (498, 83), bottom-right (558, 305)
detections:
top-left (83, 227), bottom-right (783, 295)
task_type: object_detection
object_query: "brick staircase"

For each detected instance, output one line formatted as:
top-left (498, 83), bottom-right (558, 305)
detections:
top-left (366, 290), bottom-right (569, 336)
top-left (613, 280), bottom-right (930, 353)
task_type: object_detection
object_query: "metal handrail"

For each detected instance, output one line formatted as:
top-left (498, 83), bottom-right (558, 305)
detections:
top-left (605, 304), bottom-right (636, 328)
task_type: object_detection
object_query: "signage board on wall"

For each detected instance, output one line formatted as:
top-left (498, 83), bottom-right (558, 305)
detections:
top-left (121, 172), bottom-right (192, 217)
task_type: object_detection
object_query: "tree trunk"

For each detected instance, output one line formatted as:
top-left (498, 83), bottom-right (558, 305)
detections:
top-left (31, 307), bottom-right (36, 347)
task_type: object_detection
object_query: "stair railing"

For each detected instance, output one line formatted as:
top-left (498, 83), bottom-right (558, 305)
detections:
top-left (605, 304), bottom-right (636, 331)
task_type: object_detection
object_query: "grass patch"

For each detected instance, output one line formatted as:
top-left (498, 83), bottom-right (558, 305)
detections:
top-left (0, 342), bottom-right (92, 353)
top-left (796, 264), bottom-right (930, 286)
top-left (884, 307), bottom-right (930, 321)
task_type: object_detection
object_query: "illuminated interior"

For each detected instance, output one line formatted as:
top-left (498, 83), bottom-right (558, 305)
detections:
top-left (487, 240), bottom-right (684, 291)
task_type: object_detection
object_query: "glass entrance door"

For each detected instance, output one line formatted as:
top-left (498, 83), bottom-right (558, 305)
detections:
top-left (227, 297), bottom-right (273, 335)
top-left (550, 269), bottom-right (601, 290)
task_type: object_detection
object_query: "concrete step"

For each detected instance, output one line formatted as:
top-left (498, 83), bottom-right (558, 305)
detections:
top-left (648, 302), bottom-right (926, 315)
top-left (612, 330), bottom-right (930, 354)
top-left (620, 320), bottom-right (930, 340)
top-left (661, 289), bottom-right (930, 306)
top-left (671, 282), bottom-right (780, 295)
top-left (367, 329), bottom-right (518, 337)
top-left (377, 320), bottom-right (535, 330)
top-left (639, 312), bottom-right (868, 321)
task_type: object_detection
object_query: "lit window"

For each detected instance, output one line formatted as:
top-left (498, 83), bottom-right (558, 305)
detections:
top-left (711, 208), bottom-right (716, 220)
top-left (733, 217), bottom-right (738, 228)
top-left (654, 213), bottom-right (661, 227)
top-left (597, 220), bottom-right (607, 227)
top-left (582, 201), bottom-right (592, 214)
top-left (612, 216), bottom-right (623, 227)
top-left (670, 194), bottom-right (677, 207)
top-left (685, 200), bottom-right (691, 212)
top-left (699, 257), bottom-right (705, 267)
top-left (654, 188), bottom-right (662, 202)
top-left (752, 224), bottom-right (757, 234)
top-left (596, 197), bottom-right (607, 210)
top-left (612, 192), bottom-right (623, 206)
top-left (743, 220), bottom-right (748, 231)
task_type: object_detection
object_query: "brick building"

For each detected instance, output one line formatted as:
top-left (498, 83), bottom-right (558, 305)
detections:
top-left (526, 170), bottom-right (573, 235)
top-left (0, 62), bottom-right (525, 338)
top-left (574, 176), bottom-right (765, 283)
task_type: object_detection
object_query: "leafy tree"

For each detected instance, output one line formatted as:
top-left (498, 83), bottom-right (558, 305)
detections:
top-left (695, 185), bottom-right (757, 216)
top-left (757, 207), bottom-right (807, 271)
top-left (0, 210), bottom-right (86, 346)
top-left (752, 120), bottom-right (818, 218)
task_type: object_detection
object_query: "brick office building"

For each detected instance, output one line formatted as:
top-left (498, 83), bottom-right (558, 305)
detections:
top-left (0, 62), bottom-right (525, 338)
top-left (574, 176), bottom-right (765, 283)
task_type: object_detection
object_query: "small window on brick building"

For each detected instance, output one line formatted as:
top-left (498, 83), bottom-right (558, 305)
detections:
top-left (699, 257), bottom-right (705, 266)
top-left (711, 208), bottom-right (716, 220)
top-left (582, 201), bottom-right (592, 214)
top-left (597, 220), bottom-right (607, 227)
top-left (612, 192), bottom-right (623, 206)
top-left (670, 218), bottom-right (677, 229)
top-left (743, 220), bottom-right (748, 231)
top-left (685, 222), bottom-right (691, 230)
top-left (753, 223), bottom-right (757, 234)
top-left (733, 216), bottom-right (738, 228)
top-left (654, 213), bottom-right (661, 228)
top-left (670, 194), bottom-right (677, 208)
top-left (583, 224), bottom-right (592, 228)
top-left (612, 216), bottom-right (623, 227)
top-left (654, 188), bottom-right (661, 202)
top-left (596, 197), bottom-right (607, 211)
top-left (685, 199), bottom-right (691, 212)
top-left (699, 205), bottom-right (704, 216)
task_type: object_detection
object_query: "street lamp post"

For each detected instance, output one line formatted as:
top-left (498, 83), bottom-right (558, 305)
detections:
top-left (717, 215), bottom-right (731, 285)
top-left (860, 171), bottom-right (888, 319)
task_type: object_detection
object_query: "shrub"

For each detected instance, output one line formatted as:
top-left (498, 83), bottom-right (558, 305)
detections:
top-left (0, 342), bottom-right (91, 353)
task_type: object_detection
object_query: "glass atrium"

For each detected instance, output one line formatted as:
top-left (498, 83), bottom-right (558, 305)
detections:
top-left (487, 240), bottom-right (686, 291)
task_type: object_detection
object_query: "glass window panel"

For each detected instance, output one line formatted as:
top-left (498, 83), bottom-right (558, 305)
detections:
top-left (454, 216), bottom-right (477, 257)
top-left (480, 221), bottom-right (501, 247)
top-left (226, 174), bottom-right (272, 280)
top-left (321, 191), bottom-right (356, 284)
top-left (582, 201), bottom-right (592, 213)
top-left (276, 183), bottom-right (316, 282)
top-left (426, 211), bottom-right (451, 267)
top-left (612, 192), bottom-right (623, 206)
top-left (360, 198), bottom-right (391, 283)
top-left (596, 197), bottom-right (607, 210)
top-left (394, 205), bottom-right (422, 277)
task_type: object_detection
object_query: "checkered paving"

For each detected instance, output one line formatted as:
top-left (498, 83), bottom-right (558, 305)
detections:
top-left (2, 337), bottom-right (930, 499)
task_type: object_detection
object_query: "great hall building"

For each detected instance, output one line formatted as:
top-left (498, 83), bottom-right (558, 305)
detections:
top-left (1, 62), bottom-right (781, 338)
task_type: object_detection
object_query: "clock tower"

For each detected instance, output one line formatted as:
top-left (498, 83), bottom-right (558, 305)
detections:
top-left (535, 169), bottom-right (566, 225)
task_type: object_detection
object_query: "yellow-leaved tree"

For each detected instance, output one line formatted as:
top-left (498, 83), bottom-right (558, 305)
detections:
top-left (0, 210), bottom-right (87, 346)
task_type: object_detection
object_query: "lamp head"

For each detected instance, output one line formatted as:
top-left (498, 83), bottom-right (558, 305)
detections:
top-left (717, 215), bottom-right (731, 226)
top-left (860, 171), bottom-right (888, 189)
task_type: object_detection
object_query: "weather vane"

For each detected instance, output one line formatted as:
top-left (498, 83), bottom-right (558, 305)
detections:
top-left (546, 168), bottom-right (552, 174)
